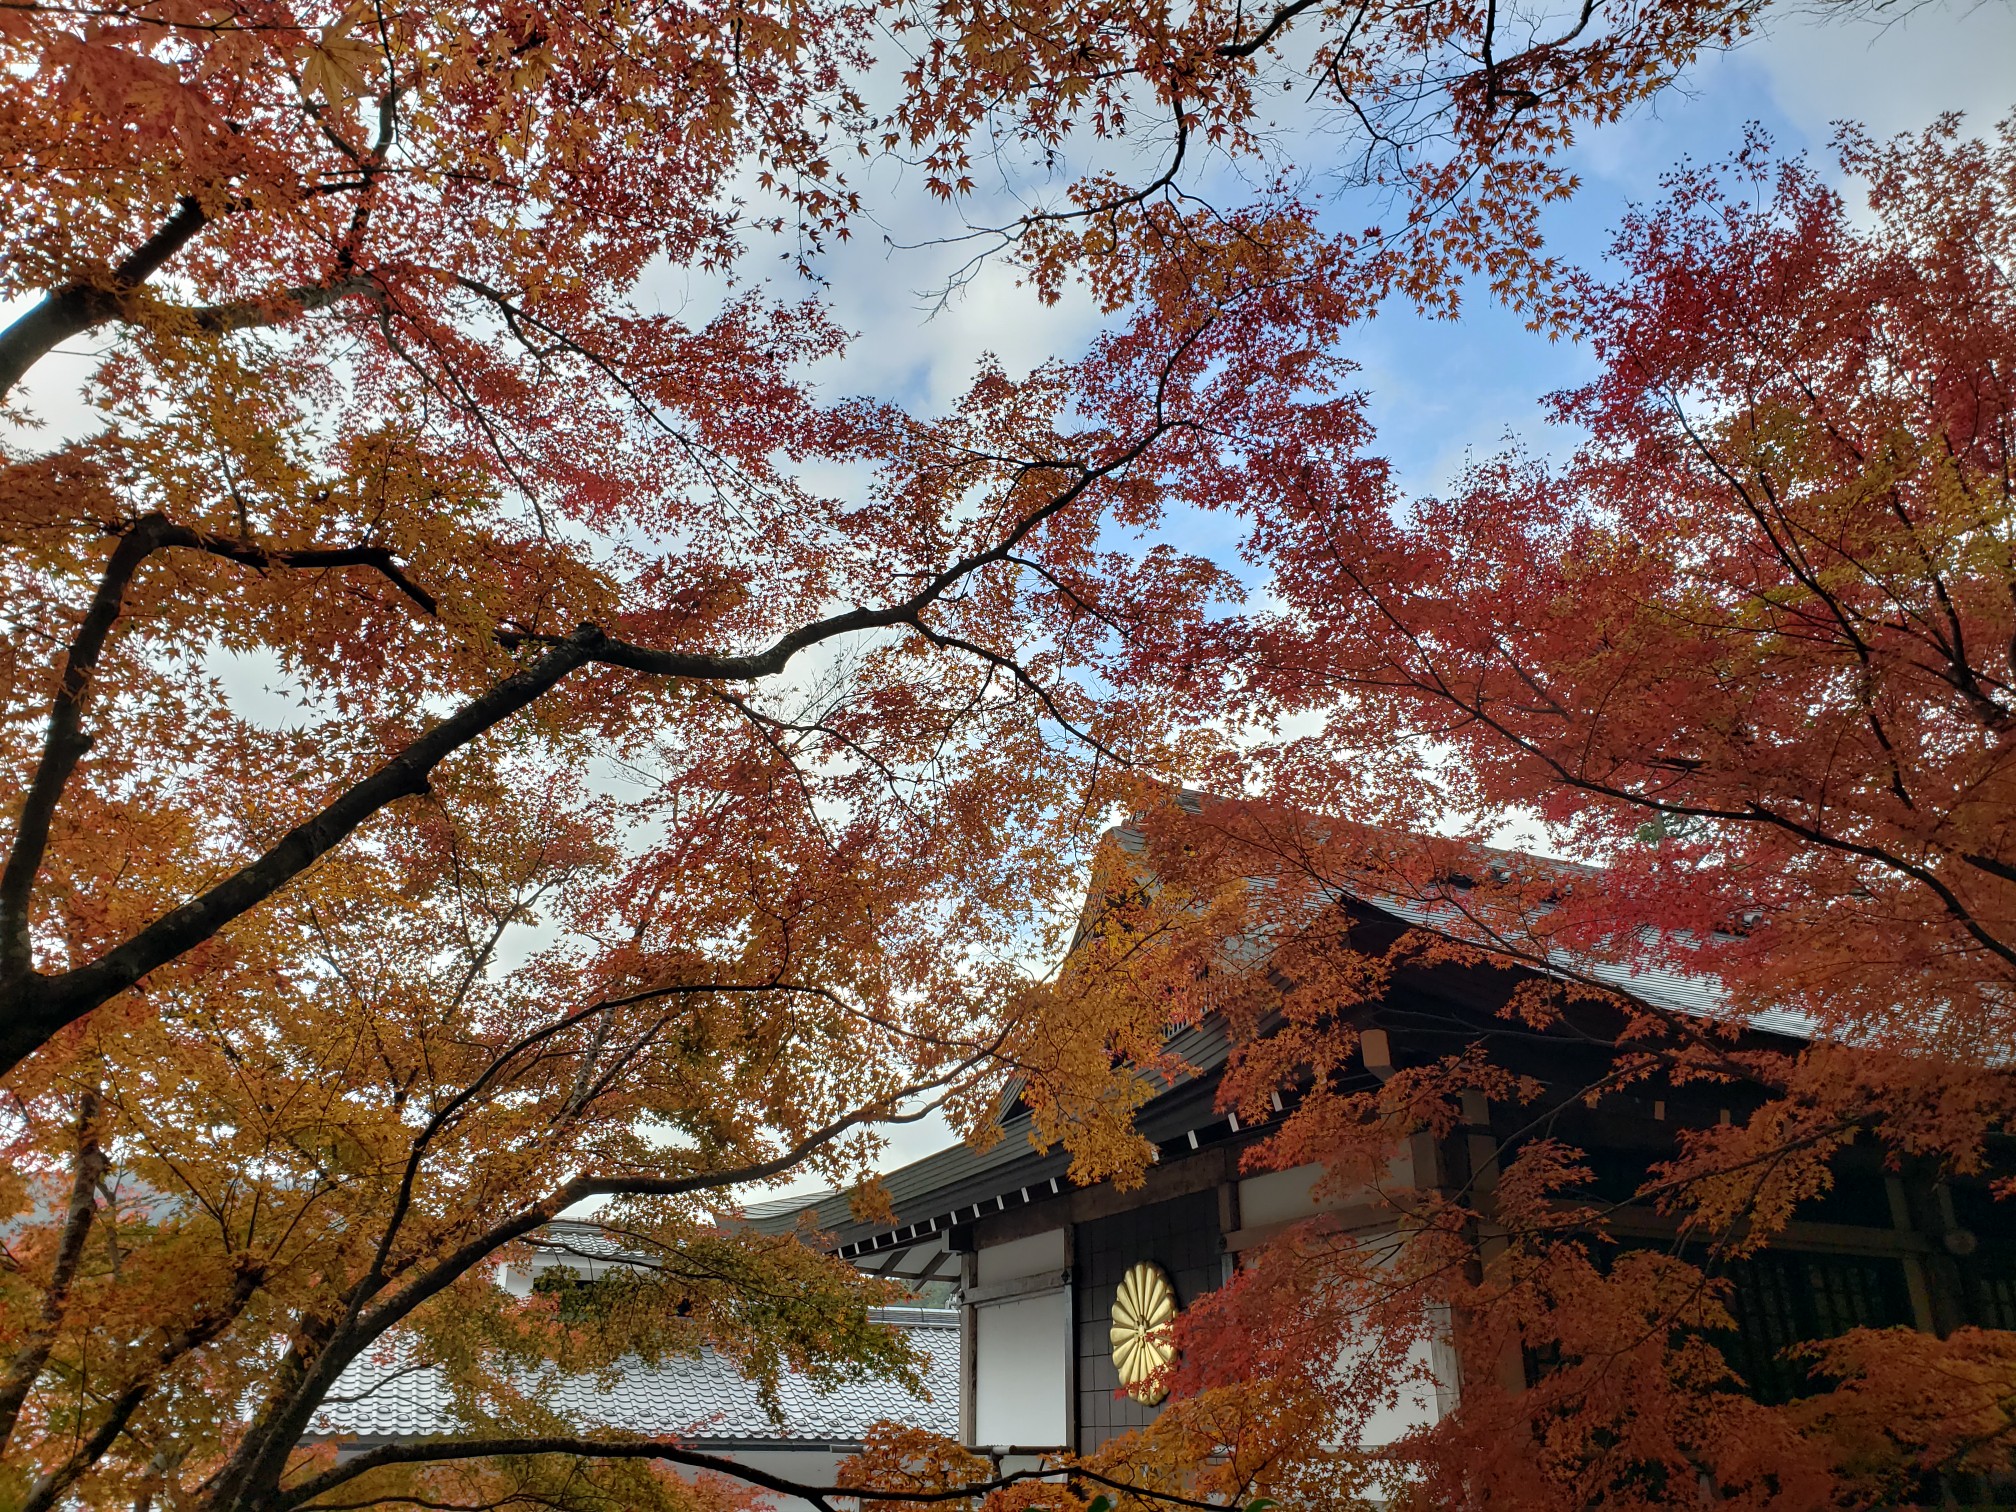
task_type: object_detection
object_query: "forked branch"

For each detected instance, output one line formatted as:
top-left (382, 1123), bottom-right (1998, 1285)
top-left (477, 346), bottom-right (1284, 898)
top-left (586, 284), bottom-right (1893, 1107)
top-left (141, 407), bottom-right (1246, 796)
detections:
top-left (1, 436), bottom-right (1151, 1074)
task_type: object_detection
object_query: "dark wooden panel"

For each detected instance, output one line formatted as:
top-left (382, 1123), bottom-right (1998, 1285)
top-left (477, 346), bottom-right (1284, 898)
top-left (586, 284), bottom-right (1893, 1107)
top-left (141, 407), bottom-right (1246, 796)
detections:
top-left (1072, 1188), bottom-right (1222, 1451)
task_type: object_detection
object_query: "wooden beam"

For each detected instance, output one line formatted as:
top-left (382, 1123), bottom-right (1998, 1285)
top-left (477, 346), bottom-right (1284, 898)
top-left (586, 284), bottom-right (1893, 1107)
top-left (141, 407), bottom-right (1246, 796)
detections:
top-left (966, 1269), bottom-right (1070, 1306)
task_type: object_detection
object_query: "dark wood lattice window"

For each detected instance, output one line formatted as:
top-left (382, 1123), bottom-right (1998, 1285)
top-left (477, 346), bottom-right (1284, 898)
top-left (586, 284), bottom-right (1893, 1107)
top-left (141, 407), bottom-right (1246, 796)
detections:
top-left (1967, 1264), bottom-right (2016, 1331)
top-left (1717, 1250), bottom-right (1915, 1404)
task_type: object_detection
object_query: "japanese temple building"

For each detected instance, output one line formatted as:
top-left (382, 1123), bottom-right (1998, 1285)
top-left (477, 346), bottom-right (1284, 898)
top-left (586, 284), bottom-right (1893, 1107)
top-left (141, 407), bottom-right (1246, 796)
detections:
top-left (752, 868), bottom-right (2016, 1471)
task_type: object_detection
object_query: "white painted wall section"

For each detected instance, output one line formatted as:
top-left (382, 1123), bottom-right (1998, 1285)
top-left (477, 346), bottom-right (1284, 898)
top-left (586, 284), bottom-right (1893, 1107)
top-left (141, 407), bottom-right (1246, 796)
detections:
top-left (974, 1291), bottom-right (1068, 1449)
top-left (710, 1449), bottom-right (849, 1512)
top-left (1354, 1334), bottom-right (1455, 1446)
top-left (1324, 1245), bottom-right (1459, 1450)
top-left (1238, 1164), bottom-right (1335, 1227)
top-left (975, 1228), bottom-right (1067, 1285)
top-left (495, 1254), bottom-right (640, 1298)
top-left (1237, 1149), bottom-right (1417, 1232)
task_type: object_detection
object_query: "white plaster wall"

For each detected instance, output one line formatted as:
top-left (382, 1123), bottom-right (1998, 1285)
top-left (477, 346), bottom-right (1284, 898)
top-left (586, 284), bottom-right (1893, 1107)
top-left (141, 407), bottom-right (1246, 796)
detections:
top-left (1353, 1334), bottom-right (1453, 1446)
top-left (1325, 1243), bottom-right (1458, 1451)
top-left (1238, 1164), bottom-right (1336, 1227)
top-left (708, 1449), bottom-right (850, 1512)
top-left (496, 1256), bottom-right (636, 1298)
top-left (975, 1229), bottom-right (1067, 1285)
top-left (973, 1291), bottom-right (1068, 1449)
top-left (1237, 1149), bottom-right (1418, 1231)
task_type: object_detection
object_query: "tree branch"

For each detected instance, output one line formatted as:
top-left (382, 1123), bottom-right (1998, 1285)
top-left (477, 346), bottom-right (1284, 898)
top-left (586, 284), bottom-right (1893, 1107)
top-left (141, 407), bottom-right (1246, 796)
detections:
top-left (160, 523), bottom-right (439, 616)
top-left (0, 514), bottom-right (437, 997)
top-left (1217, 0), bottom-right (1328, 58)
top-left (0, 198), bottom-right (212, 403)
top-left (278, 1436), bottom-right (1241, 1512)
top-left (360, 978), bottom-right (888, 1308)
top-left (1, 429), bottom-right (1150, 1074)
top-left (203, 1047), bottom-right (992, 1509)
top-left (186, 275), bottom-right (385, 336)
top-left (356, 1055), bottom-right (982, 1344)
top-left (2, 627), bottom-right (600, 1075)
top-left (18, 1378), bottom-right (152, 1512)
top-left (0, 517), bottom-right (175, 979)
top-left (15, 1261), bottom-right (261, 1512)
top-left (0, 1089), bottom-right (105, 1454)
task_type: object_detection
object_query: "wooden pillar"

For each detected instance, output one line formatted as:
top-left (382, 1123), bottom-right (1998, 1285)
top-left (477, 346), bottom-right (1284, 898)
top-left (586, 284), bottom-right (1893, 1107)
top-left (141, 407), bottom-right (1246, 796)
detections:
top-left (958, 1248), bottom-right (978, 1447)
top-left (1062, 1223), bottom-right (1078, 1456)
top-left (1897, 1164), bottom-right (1969, 1336)
top-left (1888, 1174), bottom-right (1939, 1334)
top-left (1216, 1175), bottom-right (1242, 1285)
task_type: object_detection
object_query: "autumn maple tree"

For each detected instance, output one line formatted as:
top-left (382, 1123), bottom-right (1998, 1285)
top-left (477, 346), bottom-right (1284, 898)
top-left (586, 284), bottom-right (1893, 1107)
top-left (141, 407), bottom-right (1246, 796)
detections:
top-left (1024, 118), bottom-right (2016, 1509)
top-left (0, 0), bottom-right (1902, 1505)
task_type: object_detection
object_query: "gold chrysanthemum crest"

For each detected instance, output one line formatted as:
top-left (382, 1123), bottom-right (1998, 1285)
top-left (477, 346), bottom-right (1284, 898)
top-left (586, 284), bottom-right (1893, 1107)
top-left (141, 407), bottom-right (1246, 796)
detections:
top-left (1108, 1260), bottom-right (1177, 1405)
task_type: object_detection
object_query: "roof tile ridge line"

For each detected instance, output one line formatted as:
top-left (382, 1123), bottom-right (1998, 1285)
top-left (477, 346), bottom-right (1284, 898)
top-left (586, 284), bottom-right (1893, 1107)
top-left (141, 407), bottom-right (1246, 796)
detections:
top-left (738, 1186), bottom-right (842, 1217)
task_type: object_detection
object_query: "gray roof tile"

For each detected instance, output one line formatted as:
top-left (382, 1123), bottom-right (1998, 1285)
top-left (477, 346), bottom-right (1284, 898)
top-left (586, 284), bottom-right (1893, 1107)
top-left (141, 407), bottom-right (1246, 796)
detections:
top-left (308, 1309), bottom-right (958, 1446)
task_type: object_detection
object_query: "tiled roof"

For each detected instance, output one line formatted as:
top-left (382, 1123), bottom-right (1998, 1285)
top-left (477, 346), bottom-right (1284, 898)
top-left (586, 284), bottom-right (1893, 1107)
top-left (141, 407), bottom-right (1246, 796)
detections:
top-left (307, 1308), bottom-right (958, 1446)
top-left (521, 1220), bottom-right (657, 1263)
top-left (747, 912), bottom-right (1793, 1258)
top-left (1365, 892), bottom-right (1814, 1039)
top-left (747, 1061), bottom-right (1232, 1256)
top-left (751, 820), bottom-right (1818, 1256)
top-left (738, 1190), bottom-right (839, 1223)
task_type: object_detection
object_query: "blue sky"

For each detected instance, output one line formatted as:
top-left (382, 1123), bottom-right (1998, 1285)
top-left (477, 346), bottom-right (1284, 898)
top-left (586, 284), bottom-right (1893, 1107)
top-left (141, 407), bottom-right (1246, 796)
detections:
top-left (744, 0), bottom-right (2016, 512)
top-left (1352, 1), bottom-right (2016, 500)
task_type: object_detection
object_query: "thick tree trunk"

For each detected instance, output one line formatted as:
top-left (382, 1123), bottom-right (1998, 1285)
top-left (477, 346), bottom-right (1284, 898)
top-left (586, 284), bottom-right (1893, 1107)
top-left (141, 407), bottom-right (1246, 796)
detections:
top-left (0, 1091), bottom-right (105, 1453)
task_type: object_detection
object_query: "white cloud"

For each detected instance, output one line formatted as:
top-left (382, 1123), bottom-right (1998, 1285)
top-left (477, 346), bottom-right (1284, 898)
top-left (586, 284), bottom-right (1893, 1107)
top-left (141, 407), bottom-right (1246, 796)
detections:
top-left (1745, 0), bottom-right (2016, 143)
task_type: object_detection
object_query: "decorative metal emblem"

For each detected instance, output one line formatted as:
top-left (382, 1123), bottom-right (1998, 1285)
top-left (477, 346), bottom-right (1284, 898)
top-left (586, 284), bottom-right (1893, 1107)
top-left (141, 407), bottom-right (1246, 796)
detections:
top-left (1109, 1260), bottom-right (1178, 1405)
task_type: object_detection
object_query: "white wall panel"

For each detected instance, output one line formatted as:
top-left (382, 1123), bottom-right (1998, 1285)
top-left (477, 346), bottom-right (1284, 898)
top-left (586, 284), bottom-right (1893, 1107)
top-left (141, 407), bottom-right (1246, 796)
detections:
top-left (1356, 1335), bottom-right (1454, 1445)
top-left (973, 1291), bottom-right (1068, 1448)
top-left (1324, 1247), bottom-right (1458, 1452)
top-left (975, 1228), bottom-right (1067, 1285)
top-left (706, 1450), bottom-right (847, 1512)
top-left (1237, 1151), bottom-right (1414, 1231)
top-left (1238, 1163), bottom-right (1346, 1227)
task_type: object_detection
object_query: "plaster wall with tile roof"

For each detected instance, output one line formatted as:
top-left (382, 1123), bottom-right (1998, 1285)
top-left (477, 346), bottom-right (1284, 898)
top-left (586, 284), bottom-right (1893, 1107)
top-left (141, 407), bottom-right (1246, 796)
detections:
top-left (304, 1306), bottom-right (959, 1449)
